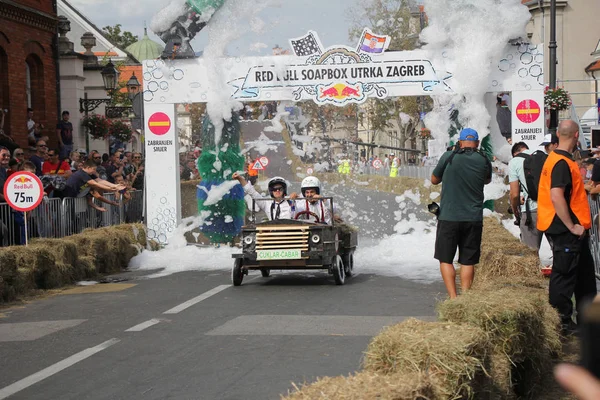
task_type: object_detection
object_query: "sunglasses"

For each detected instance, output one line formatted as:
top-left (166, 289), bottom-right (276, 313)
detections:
top-left (133, 156), bottom-right (141, 159)
top-left (14, 152), bottom-right (23, 156)
top-left (93, 156), bottom-right (101, 160)
top-left (37, 145), bottom-right (47, 148)
top-left (271, 186), bottom-right (284, 192)
top-left (48, 153), bottom-right (57, 157)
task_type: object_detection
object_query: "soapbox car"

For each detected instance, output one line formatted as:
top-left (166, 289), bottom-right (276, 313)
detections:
top-left (231, 197), bottom-right (358, 286)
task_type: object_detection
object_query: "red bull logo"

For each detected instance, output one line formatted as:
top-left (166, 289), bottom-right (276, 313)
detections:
top-left (341, 85), bottom-right (360, 97)
top-left (318, 83), bottom-right (362, 103)
top-left (15, 176), bottom-right (32, 183)
top-left (320, 86), bottom-right (339, 98)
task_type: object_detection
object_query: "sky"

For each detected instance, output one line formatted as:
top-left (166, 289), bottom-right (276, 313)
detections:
top-left (68, 0), bottom-right (373, 56)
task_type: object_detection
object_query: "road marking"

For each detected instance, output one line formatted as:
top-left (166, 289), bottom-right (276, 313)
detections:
top-left (0, 320), bottom-right (87, 342)
top-left (206, 315), bottom-right (437, 336)
top-left (60, 283), bottom-right (136, 295)
top-left (125, 319), bottom-right (161, 332)
top-left (0, 338), bottom-right (120, 400)
top-left (163, 285), bottom-right (230, 314)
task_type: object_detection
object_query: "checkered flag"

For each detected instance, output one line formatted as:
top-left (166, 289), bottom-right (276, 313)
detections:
top-left (289, 31), bottom-right (323, 57)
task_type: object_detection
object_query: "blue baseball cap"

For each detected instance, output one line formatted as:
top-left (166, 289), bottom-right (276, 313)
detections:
top-left (459, 128), bottom-right (479, 141)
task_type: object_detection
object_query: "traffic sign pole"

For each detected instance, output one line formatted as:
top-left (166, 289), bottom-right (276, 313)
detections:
top-left (24, 211), bottom-right (28, 246)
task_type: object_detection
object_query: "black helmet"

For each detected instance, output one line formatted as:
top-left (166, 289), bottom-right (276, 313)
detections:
top-left (268, 176), bottom-right (287, 197)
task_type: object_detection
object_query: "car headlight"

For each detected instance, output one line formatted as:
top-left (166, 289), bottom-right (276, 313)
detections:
top-left (311, 234), bottom-right (320, 244)
top-left (243, 235), bottom-right (254, 245)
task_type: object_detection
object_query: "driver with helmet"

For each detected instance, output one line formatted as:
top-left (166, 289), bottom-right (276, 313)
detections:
top-left (290, 176), bottom-right (335, 224)
top-left (232, 172), bottom-right (295, 220)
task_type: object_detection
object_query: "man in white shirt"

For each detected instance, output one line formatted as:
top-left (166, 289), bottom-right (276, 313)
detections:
top-left (232, 173), bottom-right (294, 220)
top-left (290, 176), bottom-right (334, 224)
top-left (508, 141), bottom-right (543, 250)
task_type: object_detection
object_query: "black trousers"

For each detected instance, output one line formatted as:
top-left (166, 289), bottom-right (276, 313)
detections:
top-left (547, 231), bottom-right (598, 326)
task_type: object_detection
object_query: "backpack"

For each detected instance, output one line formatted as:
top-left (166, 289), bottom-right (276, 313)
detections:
top-left (515, 150), bottom-right (547, 201)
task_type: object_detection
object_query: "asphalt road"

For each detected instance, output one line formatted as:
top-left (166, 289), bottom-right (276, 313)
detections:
top-left (0, 120), bottom-right (445, 399)
top-left (0, 270), bottom-right (445, 400)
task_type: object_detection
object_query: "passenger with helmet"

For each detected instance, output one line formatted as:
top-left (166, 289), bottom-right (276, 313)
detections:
top-left (232, 172), bottom-right (295, 220)
top-left (290, 176), bottom-right (336, 224)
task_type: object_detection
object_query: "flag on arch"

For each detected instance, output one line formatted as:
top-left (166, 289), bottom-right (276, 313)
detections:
top-left (289, 31), bottom-right (324, 57)
top-left (357, 28), bottom-right (391, 54)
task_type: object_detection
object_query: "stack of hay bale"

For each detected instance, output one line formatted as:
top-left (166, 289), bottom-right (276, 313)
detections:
top-left (283, 217), bottom-right (561, 399)
top-left (0, 224), bottom-right (146, 303)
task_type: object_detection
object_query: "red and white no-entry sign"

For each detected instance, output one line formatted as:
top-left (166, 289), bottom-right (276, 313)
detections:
top-left (259, 156), bottom-right (269, 167)
top-left (3, 171), bottom-right (44, 212)
top-left (516, 99), bottom-right (541, 124)
top-left (148, 112), bottom-right (172, 135)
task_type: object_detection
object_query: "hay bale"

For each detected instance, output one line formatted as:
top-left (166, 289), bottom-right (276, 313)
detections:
top-left (14, 268), bottom-right (36, 296)
top-left (362, 318), bottom-right (491, 398)
top-left (437, 287), bottom-right (561, 397)
top-left (472, 276), bottom-right (548, 291)
top-left (109, 224), bottom-right (147, 247)
top-left (282, 371), bottom-right (438, 400)
top-left (29, 239), bottom-right (79, 269)
top-left (0, 248), bottom-right (18, 302)
top-left (477, 218), bottom-right (542, 282)
top-left (69, 232), bottom-right (115, 274)
top-left (76, 256), bottom-right (98, 279)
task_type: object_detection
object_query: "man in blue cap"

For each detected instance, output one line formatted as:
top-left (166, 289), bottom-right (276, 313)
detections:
top-left (431, 128), bottom-right (493, 298)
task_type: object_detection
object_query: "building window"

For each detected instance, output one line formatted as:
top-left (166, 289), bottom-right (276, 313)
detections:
top-left (25, 54), bottom-right (45, 117)
top-left (0, 46), bottom-right (8, 131)
top-left (25, 62), bottom-right (31, 108)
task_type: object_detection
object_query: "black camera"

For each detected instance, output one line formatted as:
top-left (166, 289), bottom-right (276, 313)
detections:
top-left (427, 202), bottom-right (440, 218)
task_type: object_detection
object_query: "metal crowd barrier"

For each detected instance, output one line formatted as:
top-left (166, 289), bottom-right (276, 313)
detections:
top-left (588, 194), bottom-right (600, 279)
top-left (357, 165), bottom-right (436, 179)
top-left (0, 190), bottom-right (144, 247)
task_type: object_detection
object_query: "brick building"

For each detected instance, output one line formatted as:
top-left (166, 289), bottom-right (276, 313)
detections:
top-left (0, 0), bottom-right (59, 148)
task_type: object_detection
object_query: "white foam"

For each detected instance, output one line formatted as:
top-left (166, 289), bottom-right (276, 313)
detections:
top-left (422, 0), bottom-right (530, 144)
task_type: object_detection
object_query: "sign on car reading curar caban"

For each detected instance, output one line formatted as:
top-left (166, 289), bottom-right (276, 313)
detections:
top-left (257, 249), bottom-right (302, 261)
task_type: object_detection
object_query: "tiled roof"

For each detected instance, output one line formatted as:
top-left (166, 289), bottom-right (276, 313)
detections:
top-left (585, 60), bottom-right (600, 73)
top-left (118, 65), bottom-right (143, 94)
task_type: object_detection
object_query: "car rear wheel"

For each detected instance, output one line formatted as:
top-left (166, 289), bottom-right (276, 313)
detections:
top-left (333, 255), bottom-right (345, 285)
top-left (232, 259), bottom-right (244, 286)
top-left (344, 251), bottom-right (354, 277)
top-left (260, 268), bottom-right (270, 277)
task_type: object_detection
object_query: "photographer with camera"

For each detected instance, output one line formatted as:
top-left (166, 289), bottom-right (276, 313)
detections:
top-left (430, 128), bottom-right (492, 299)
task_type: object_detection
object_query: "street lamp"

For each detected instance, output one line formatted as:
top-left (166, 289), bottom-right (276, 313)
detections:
top-left (79, 59), bottom-right (121, 152)
top-left (548, 0), bottom-right (558, 134)
top-left (126, 72), bottom-right (142, 100)
top-left (79, 59), bottom-right (120, 115)
top-left (105, 72), bottom-right (142, 119)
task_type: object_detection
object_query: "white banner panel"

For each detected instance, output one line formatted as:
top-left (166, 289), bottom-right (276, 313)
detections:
top-left (143, 103), bottom-right (181, 243)
top-left (511, 90), bottom-right (546, 151)
top-left (141, 44), bottom-right (544, 107)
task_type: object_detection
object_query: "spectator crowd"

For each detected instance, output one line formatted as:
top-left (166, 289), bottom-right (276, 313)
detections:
top-left (0, 108), bottom-right (145, 246)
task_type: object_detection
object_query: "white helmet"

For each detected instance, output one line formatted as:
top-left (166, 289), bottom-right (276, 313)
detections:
top-left (301, 176), bottom-right (321, 196)
top-left (268, 176), bottom-right (288, 197)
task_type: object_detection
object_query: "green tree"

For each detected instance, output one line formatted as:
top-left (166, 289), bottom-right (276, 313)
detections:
top-left (102, 24), bottom-right (138, 50)
top-left (348, 0), bottom-right (430, 160)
